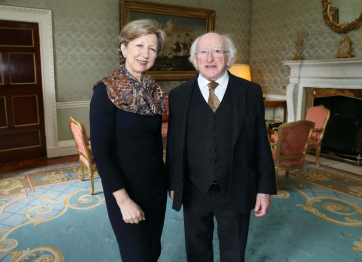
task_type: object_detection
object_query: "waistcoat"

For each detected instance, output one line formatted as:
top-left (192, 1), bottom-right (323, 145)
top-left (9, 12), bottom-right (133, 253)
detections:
top-left (186, 82), bottom-right (233, 194)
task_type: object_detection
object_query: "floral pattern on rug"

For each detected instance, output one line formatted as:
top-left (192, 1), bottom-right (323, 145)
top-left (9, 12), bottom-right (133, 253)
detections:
top-left (0, 164), bottom-right (361, 261)
top-left (288, 167), bottom-right (362, 201)
top-left (0, 166), bottom-right (99, 197)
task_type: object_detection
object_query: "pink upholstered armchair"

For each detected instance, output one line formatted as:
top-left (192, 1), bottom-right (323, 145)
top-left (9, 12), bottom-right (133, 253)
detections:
top-left (162, 96), bottom-right (169, 138)
top-left (69, 117), bottom-right (97, 195)
top-left (272, 120), bottom-right (315, 188)
top-left (305, 105), bottom-right (330, 166)
top-left (271, 105), bottom-right (330, 167)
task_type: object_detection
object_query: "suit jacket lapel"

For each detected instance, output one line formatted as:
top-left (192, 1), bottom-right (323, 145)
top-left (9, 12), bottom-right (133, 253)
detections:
top-left (176, 75), bottom-right (197, 156)
top-left (229, 72), bottom-right (246, 147)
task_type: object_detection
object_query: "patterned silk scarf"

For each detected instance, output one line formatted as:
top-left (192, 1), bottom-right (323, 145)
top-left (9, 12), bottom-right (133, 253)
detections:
top-left (98, 65), bottom-right (165, 116)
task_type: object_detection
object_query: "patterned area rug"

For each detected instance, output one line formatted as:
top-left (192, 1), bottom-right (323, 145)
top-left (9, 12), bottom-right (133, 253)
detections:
top-left (0, 163), bottom-right (99, 215)
top-left (0, 163), bottom-right (361, 261)
top-left (286, 162), bottom-right (362, 201)
top-left (1, 161), bottom-right (360, 201)
top-left (0, 163), bottom-right (97, 193)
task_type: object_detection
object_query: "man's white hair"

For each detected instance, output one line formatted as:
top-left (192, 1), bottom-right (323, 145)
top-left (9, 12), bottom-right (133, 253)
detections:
top-left (188, 33), bottom-right (237, 70)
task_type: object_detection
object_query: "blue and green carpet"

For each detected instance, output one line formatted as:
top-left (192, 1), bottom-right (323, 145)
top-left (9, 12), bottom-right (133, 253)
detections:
top-left (0, 162), bottom-right (361, 261)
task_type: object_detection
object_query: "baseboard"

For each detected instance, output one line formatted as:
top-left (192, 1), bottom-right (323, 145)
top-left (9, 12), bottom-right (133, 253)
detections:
top-left (47, 147), bottom-right (60, 158)
top-left (265, 94), bottom-right (287, 101)
top-left (58, 140), bottom-right (78, 156)
top-left (47, 140), bottom-right (78, 158)
top-left (56, 101), bottom-right (90, 109)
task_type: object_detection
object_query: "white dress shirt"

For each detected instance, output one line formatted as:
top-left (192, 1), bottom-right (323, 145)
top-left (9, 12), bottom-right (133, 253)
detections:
top-left (197, 71), bottom-right (229, 103)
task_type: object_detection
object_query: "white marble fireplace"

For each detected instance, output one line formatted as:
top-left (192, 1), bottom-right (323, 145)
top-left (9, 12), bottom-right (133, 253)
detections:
top-left (282, 57), bottom-right (362, 122)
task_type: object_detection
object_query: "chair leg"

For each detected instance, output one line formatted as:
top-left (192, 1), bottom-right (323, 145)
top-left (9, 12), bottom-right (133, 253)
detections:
top-left (89, 168), bottom-right (95, 195)
top-left (316, 147), bottom-right (321, 167)
top-left (299, 168), bottom-right (303, 189)
top-left (275, 167), bottom-right (279, 188)
top-left (80, 161), bottom-right (85, 181)
top-left (285, 170), bottom-right (289, 177)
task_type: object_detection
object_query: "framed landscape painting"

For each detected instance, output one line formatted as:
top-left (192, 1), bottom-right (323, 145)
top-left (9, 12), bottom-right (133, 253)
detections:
top-left (120, 0), bottom-right (215, 80)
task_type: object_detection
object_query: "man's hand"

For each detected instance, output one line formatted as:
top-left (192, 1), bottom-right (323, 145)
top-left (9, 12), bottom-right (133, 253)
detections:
top-left (169, 190), bottom-right (174, 200)
top-left (254, 193), bottom-right (271, 217)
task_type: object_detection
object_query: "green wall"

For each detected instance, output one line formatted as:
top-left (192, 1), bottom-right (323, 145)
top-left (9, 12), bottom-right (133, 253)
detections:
top-left (1, 0), bottom-right (251, 100)
top-left (1, 0), bottom-right (251, 141)
top-left (6, 0), bottom-right (360, 140)
top-left (249, 0), bottom-right (362, 95)
top-left (57, 107), bottom-right (90, 141)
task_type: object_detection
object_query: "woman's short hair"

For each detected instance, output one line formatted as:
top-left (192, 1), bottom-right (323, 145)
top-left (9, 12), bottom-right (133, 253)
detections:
top-left (118, 19), bottom-right (166, 64)
top-left (188, 33), bottom-right (237, 70)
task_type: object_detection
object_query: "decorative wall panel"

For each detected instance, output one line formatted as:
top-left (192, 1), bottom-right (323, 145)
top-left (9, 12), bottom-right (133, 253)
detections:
top-left (9, 53), bottom-right (36, 84)
top-left (0, 96), bottom-right (7, 128)
top-left (250, 0), bottom-right (362, 95)
top-left (0, 52), bottom-right (3, 85)
top-left (12, 95), bottom-right (39, 126)
top-left (0, 27), bottom-right (33, 47)
top-left (0, 130), bottom-right (40, 151)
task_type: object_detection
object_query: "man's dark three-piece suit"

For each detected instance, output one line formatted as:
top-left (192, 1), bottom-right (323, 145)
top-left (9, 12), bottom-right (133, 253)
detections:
top-left (166, 71), bottom-right (277, 262)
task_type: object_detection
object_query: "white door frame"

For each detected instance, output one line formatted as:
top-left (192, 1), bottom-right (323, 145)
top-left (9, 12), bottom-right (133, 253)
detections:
top-left (0, 5), bottom-right (59, 157)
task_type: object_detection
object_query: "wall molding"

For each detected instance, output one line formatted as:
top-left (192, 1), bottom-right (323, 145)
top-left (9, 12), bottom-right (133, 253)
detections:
top-left (264, 94), bottom-right (287, 101)
top-left (0, 5), bottom-right (59, 157)
top-left (58, 140), bottom-right (78, 156)
top-left (283, 57), bottom-right (362, 122)
top-left (56, 101), bottom-right (90, 109)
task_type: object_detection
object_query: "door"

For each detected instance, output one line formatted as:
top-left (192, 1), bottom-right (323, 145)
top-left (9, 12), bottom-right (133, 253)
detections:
top-left (0, 20), bottom-right (46, 163)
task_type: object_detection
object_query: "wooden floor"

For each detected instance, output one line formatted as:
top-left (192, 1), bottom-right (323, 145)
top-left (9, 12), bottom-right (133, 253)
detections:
top-left (0, 155), bottom-right (79, 174)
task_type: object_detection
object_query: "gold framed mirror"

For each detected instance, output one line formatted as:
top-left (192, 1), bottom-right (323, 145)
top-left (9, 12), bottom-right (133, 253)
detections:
top-left (322, 0), bottom-right (362, 34)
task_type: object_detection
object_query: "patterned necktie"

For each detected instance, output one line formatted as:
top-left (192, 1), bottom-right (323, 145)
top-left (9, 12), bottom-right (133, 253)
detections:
top-left (207, 82), bottom-right (220, 113)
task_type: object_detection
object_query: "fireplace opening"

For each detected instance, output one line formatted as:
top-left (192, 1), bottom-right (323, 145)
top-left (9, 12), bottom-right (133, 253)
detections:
top-left (312, 95), bottom-right (362, 166)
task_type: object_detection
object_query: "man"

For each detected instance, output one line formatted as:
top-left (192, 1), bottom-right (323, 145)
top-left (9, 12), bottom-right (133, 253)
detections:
top-left (166, 32), bottom-right (277, 262)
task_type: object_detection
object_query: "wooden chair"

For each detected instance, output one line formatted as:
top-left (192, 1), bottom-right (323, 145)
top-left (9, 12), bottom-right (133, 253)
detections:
top-left (272, 120), bottom-right (315, 189)
top-left (305, 105), bottom-right (330, 166)
top-left (69, 117), bottom-right (97, 194)
top-left (271, 105), bottom-right (330, 166)
top-left (162, 96), bottom-right (169, 138)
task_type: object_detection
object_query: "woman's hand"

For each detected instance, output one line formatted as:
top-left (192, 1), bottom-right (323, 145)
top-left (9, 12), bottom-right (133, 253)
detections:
top-left (112, 188), bottom-right (145, 224)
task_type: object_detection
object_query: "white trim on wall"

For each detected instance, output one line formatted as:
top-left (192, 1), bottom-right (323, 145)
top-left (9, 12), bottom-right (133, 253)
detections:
top-left (58, 140), bottom-right (78, 156)
top-left (56, 101), bottom-right (90, 109)
top-left (283, 57), bottom-right (362, 122)
top-left (0, 5), bottom-right (59, 157)
top-left (264, 94), bottom-right (287, 101)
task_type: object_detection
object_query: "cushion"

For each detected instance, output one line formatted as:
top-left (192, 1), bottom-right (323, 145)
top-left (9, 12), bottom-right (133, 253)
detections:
top-left (308, 138), bottom-right (319, 147)
top-left (280, 125), bottom-right (311, 156)
top-left (80, 155), bottom-right (96, 169)
top-left (71, 120), bottom-right (93, 161)
top-left (162, 97), bottom-right (169, 122)
top-left (271, 133), bottom-right (278, 143)
top-left (311, 130), bottom-right (322, 141)
top-left (71, 123), bottom-right (86, 155)
top-left (162, 122), bottom-right (168, 138)
top-left (272, 148), bottom-right (304, 168)
top-left (78, 122), bottom-right (90, 145)
top-left (306, 106), bottom-right (328, 130)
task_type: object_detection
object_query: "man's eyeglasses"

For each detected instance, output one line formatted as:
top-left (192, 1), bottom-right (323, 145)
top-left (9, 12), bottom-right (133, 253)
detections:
top-left (196, 49), bottom-right (229, 58)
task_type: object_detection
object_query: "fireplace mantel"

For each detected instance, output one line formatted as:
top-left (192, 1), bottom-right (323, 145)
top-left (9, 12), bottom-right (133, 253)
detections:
top-left (282, 57), bottom-right (362, 122)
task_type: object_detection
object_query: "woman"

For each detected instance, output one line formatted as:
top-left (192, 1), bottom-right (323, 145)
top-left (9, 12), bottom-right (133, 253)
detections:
top-left (90, 19), bottom-right (167, 262)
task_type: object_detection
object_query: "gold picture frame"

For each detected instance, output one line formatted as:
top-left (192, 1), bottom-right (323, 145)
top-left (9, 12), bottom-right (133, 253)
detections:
top-left (120, 0), bottom-right (215, 81)
top-left (322, 0), bottom-right (362, 34)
